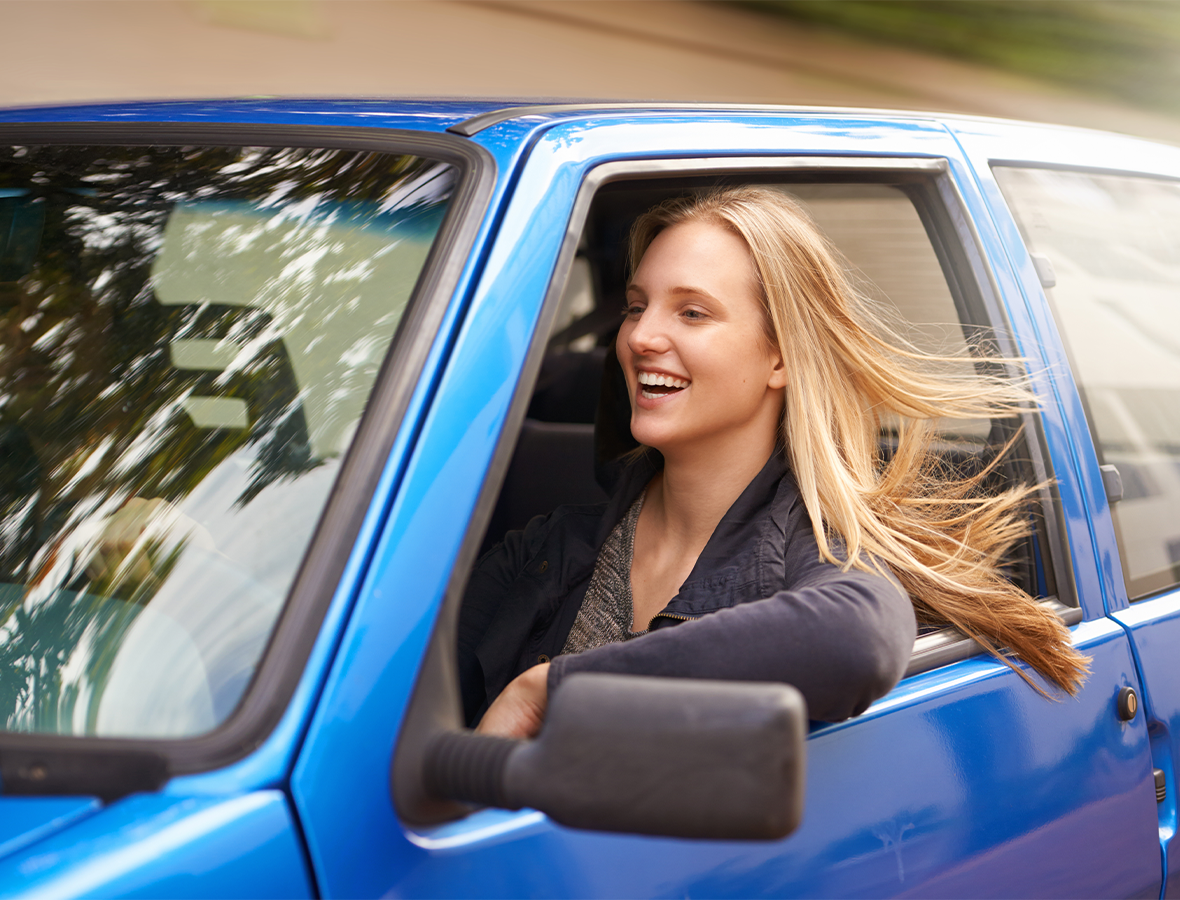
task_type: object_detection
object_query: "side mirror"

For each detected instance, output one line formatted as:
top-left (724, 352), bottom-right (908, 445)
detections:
top-left (420, 674), bottom-right (807, 841)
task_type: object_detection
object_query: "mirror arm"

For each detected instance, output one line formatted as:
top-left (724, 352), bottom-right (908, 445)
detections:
top-left (425, 731), bottom-right (523, 811)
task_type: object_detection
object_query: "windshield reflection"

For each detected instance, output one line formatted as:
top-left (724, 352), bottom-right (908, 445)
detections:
top-left (0, 144), bottom-right (453, 736)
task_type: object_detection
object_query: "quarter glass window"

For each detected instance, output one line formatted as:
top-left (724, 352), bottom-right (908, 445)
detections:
top-left (0, 144), bottom-right (455, 737)
top-left (995, 166), bottom-right (1180, 598)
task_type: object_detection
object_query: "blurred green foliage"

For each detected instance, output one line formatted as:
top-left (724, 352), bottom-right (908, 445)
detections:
top-left (743, 1), bottom-right (1180, 114)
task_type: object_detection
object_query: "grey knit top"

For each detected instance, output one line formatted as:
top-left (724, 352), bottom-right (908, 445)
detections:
top-left (561, 491), bottom-right (648, 654)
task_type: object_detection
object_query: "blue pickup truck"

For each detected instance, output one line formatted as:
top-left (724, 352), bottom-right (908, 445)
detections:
top-left (0, 99), bottom-right (1179, 898)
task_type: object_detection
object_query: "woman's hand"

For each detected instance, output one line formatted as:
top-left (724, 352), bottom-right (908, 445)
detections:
top-left (476, 662), bottom-right (551, 739)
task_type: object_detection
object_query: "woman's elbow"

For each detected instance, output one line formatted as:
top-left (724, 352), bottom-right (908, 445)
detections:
top-left (808, 597), bottom-right (916, 721)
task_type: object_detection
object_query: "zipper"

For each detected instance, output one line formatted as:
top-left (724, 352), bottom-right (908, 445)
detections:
top-left (652, 612), bottom-right (698, 623)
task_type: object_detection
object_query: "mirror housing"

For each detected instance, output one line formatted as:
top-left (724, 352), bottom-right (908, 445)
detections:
top-left (421, 673), bottom-right (807, 840)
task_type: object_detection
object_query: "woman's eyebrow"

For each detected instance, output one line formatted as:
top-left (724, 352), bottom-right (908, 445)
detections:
top-left (626, 283), bottom-right (720, 302)
top-left (668, 285), bottom-right (722, 303)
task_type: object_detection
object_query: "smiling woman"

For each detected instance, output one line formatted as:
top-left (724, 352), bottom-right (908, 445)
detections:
top-left (459, 186), bottom-right (1089, 740)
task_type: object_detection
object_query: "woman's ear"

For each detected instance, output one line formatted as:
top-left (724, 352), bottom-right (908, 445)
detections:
top-left (767, 352), bottom-right (788, 390)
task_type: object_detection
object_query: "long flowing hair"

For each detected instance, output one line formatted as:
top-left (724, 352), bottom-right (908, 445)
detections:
top-left (628, 186), bottom-right (1089, 695)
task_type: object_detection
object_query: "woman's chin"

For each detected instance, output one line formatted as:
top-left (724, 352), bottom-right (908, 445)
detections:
top-left (629, 423), bottom-right (686, 456)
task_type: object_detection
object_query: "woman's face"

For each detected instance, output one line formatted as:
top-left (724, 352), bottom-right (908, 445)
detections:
top-left (618, 220), bottom-right (786, 458)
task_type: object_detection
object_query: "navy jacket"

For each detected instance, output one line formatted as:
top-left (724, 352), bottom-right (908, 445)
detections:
top-left (458, 452), bottom-right (917, 726)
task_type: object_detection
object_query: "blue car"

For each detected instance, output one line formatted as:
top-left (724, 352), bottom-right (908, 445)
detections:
top-left (0, 99), bottom-right (1179, 898)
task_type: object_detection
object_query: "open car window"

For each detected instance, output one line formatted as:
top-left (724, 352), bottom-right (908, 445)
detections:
top-left (486, 176), bottom-right (1049, 602)
top-left (0, 144), bottom-right (455, 739)
top-left (459, 168), bottom-right (1072, 714)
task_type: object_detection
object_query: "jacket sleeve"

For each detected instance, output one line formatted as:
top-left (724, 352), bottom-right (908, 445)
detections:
top-left (547, 529), bottom-right (916, 723)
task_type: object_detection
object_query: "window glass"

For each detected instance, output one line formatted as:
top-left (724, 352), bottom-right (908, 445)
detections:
top-left (786, 184), bottom-right (991, 440)
top-left (994, 166), bottom-right (1180, 598)
top-left (0, 144), bottom-right (455, 737)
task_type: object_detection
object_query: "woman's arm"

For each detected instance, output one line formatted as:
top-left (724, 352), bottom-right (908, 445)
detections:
top-left (458, 504), bottom-right (601, 727)
top-left (547, 565), bottom-right (915, 723)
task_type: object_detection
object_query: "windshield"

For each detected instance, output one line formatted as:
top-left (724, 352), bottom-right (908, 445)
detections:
top-left (0, 143), bottom-right (455, 738)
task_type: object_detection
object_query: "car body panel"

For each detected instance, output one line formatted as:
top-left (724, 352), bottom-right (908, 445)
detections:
top-left (0, 792), bottom-right (312, 898)
top-left (953, 119), bottom-right (1180, 896)
top-left (0, 798), bottom-right (100, 864)
top-left (287, 111), bottom-right (1161, 897)
top-left (0, 99), bottom-right (505, 133)
top-left (384, 618), bottom-right (1157, 899)
top-left (0, 101), bottom-right (1174, 897)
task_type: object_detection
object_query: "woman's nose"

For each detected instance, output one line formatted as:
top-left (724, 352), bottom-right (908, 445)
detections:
top-left (626, 308), bottom-right (671, 355)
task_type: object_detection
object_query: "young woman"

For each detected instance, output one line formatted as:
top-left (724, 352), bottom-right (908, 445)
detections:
top-left (458, 187), bottom-right (1089, 740)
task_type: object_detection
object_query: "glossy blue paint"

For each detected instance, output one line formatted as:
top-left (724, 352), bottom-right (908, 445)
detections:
top-left (1115, 596), bottom-right (1180, 896)
top-left (289, 132), bottom-right (567, 899)
top-left (298, 113), bottom-right (976, 897)
top-left (0, 98), bottom-right (505, 132)
top-left (285, 111), bottom-right (547, 897)
top-left (1, 102), bottom-right (1178, 898)
top-left (389, 618), bottom-right (1156, 898)
top-left (288, 110), bottom-right (1162, 897)
top-left (0, 798), bottom-right (99, 863)
top-left (0, 792), bottom-right (312, 899)
top-left (951, 119), bottom-right (1180, 898)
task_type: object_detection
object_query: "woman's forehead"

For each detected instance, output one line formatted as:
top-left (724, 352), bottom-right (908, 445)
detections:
top-left (633, 221), bottom-right (756, 289)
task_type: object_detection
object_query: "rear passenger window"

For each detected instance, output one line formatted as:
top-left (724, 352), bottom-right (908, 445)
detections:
top-left (995, 166), bottom-right (1180, 599)
top-left (484, 171), bottom-right (1067, 660)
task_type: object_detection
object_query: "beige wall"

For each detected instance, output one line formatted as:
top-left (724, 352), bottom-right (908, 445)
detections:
top-left (3, 0), bottom-right (1178, 143)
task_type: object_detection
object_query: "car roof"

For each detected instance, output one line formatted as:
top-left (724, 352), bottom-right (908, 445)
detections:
top-left (0, 97), bottom-right (512, 132)
top-left (0, 98), bottom-right (1172, 168)
top-left (0, 96), bottom-right (1109, 134)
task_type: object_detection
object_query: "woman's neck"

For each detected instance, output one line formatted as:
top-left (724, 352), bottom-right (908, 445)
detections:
top-left (647, 433), bottom-right (777, 549)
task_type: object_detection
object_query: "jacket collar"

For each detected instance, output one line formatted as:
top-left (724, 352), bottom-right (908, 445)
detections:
top-left (600, 450), bottom-right (793, 616)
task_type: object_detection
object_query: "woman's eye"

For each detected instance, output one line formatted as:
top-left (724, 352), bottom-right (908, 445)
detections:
top-left (682, 308), bottom-right (707, 320)
top-left (622, 304), bottom-right (645, 318)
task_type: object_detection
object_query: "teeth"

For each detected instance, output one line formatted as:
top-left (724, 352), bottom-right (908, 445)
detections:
top-left (638, 371), bottom-right (689, 389)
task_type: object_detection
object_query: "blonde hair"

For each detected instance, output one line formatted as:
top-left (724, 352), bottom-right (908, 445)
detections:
top-left (629, 186), bottom-right (1089, 695)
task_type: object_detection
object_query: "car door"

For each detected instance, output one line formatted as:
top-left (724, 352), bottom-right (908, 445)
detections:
top-left (960, 120), bottom-right (1180, 897)
top-left (291, 111), bottom-right (1163, 898)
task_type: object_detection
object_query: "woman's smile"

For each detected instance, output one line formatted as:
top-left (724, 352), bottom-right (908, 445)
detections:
top-left (637, 369), bottom-right (690, 402)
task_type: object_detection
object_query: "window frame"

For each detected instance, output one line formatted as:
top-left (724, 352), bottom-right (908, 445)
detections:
top-left (0, 123), bottom-right (495, 798)
top-left (394, 153), bottom-right (1077, 827)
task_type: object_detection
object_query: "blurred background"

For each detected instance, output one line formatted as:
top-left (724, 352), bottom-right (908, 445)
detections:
top-left (2, 0), bottom-right (1180, 142)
